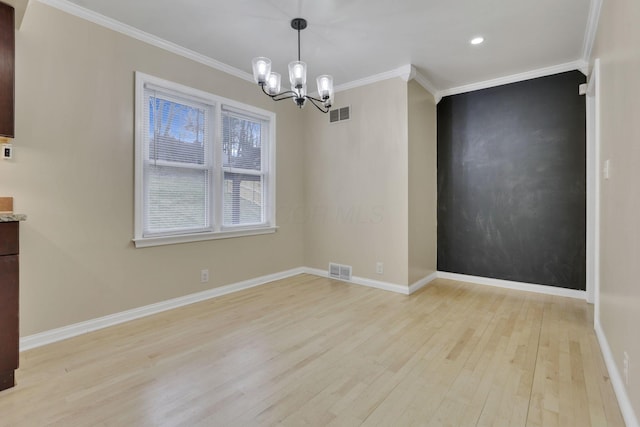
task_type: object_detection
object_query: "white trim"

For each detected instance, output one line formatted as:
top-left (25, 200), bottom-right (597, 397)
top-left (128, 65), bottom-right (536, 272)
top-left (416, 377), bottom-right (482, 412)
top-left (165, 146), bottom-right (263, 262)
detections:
top-left (595, 319), bottom-right (640, 427)
top-left (413, 72), bottom-right (442, 103)
top-left (303, 267), bottom-right (437, 295)
top-left (133, 226), bottom-right (278, 248)
top-left (20, 267), bottom-right (306, 352)
top-left (439, 60), bottom-right (588, 98)
top-left (32, 0), bottom-right (595, 108)
top-left (586, 59), bottom-right (601, 307)
top-left (593, 59), bottom-right (602, 321)
top-left (333, 65), bottom-right (416, 94)
top-left (36, 0), bottom-right (254, 83)
top-left (34, 0), bottom-right (600, 107)
top-left (134, 72), bottom-right (276, 248)
top-left (582, 0), bottom-right (603, 63)
top-left (408, 271), bottom-right (438, 294)
top-left (20, 267), bottom-right (433, 351)
top-left (399, 65), bottom-right (416, 82)
top-left (19, 267), bottom-right (594, 352)
top-left (302, 267), bottom-right (411, 295)
top-left (304, 267), bottom-right (438, 295)
top-left (437, 271), bottom-right (586, 300)
top-left (332, 65), bottom-right (443, 103)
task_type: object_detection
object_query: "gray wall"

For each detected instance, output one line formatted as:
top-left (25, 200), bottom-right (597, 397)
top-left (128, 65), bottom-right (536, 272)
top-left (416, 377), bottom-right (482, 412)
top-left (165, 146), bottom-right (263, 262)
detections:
top-left (437, 71), bottom-right (586, 290)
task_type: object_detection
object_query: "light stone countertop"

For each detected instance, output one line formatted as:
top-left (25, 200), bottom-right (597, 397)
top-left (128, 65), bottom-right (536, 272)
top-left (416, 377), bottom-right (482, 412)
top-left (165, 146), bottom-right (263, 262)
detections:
top-left (0, 213), bottom-right (27, 222)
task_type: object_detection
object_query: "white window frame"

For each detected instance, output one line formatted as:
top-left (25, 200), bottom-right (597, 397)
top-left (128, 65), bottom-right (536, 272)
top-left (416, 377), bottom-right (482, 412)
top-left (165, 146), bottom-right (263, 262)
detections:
top-left (134, 72), bottom-right (276, 248)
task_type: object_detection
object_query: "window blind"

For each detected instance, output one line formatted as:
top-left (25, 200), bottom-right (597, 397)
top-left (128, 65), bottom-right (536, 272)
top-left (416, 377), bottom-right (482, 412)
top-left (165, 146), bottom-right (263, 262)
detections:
top-left (143, 88), bottom-right (212, 236)
top-left (221, 110), bottom-right (266, 226)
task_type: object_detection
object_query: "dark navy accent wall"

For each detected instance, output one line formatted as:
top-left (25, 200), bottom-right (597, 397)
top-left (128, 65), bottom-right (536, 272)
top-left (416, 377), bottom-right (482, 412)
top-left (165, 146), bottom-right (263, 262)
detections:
top-left (437, 71), bottom-right (586, 290)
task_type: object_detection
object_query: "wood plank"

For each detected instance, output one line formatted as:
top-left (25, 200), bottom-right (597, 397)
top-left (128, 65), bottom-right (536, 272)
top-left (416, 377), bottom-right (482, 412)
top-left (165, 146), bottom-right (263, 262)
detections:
top-left (0, 275), bottom-right (625, 426)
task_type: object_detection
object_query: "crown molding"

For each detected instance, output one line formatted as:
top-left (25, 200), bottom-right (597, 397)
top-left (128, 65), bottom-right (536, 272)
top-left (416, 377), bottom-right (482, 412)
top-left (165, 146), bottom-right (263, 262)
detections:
top-left (582, 0), bottom-right (603, 63)
top-left (36, 0), bottom-right (254, 83)
top-left (412, 69), bottom-right (442, 103)
top-left (439, 59), bottom-right (588, 98)
top-left (333, 64), bottom-right (443, 103)
top-left (36, 0), bottom-right (440, 99)
top-left (400, 64), bottom-right (416, 82)
top-left (332, 64), bottom-right (413, 94)
top-left (35, 0), bottom-right (593, 104)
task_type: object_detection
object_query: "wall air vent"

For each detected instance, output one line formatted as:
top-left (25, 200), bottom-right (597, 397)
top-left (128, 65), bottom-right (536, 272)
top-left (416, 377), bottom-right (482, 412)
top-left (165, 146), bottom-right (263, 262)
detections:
top-left (329, 262), bottom-right (352, 281)
top-left (329, 109), bottom-right (339, 123)
top-left (339, 106), bottom-right (350, 121)
top-left (329, 106), bottom-right (351, 123)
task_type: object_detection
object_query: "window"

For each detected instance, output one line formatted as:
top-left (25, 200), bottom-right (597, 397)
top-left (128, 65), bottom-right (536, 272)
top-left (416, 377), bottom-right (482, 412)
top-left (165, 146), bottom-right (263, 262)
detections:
top-left (134, 73), bottom-right (276, 247)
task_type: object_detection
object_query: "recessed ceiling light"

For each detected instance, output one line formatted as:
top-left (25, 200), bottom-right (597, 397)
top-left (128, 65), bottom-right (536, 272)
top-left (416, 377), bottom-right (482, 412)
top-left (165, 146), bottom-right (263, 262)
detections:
top-left (470, 37), bottom-right (484, 45)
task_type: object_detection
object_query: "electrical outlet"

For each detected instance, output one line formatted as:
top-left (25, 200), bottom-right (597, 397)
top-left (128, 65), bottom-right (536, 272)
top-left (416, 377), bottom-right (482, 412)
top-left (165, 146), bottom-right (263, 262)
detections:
top-left (376, 262), bottom-right (383, 275)
top-left (200, 269), bottom-right (209, 283)
top-left (624, 351), bottom-right (629, 385)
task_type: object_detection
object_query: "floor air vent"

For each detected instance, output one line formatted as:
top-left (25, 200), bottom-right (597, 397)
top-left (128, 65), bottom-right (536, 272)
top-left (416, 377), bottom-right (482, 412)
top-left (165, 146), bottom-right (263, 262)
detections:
top-left (329, 106), bottom-right (350, 123)
top-left (329, 262), bottom-right (352, 281)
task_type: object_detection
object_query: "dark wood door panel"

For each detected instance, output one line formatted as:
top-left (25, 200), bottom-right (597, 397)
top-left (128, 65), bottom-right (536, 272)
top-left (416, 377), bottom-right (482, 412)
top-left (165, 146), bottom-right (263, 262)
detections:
top-left (0, 222), bottom-right (18, 255)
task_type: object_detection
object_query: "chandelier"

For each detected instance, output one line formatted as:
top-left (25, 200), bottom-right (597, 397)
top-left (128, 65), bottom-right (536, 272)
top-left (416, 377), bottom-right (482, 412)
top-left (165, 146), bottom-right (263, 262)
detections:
top-left (252, 18), bottom-right (334, 113)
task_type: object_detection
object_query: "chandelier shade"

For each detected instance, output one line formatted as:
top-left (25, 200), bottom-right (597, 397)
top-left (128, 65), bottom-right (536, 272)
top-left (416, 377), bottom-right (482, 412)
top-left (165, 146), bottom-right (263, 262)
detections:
top-left (266, 72), bottom-right (281, 95)
top-left (251, 57), bottom-right (271, 85)
top-left (252, 18), bottom-right (334, 113)
top-left (288, 61), bottom-right (307, 88)
top-left (316, 75), bottom-right (334, 101)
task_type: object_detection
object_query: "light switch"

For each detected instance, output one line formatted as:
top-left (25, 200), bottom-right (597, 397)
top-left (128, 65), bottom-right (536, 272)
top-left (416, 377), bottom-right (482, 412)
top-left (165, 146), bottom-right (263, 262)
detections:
top-left (604, 159), bottom-right (610, 180)
top-left (1, 143), bottom-right (12, 160)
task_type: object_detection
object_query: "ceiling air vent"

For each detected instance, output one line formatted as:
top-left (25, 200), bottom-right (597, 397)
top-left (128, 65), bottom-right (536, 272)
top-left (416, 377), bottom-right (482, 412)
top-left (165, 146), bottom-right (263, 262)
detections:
top-left (329, 106), bottom-right (351, 124)
top-left (329, 262), bottom-right (352, 281)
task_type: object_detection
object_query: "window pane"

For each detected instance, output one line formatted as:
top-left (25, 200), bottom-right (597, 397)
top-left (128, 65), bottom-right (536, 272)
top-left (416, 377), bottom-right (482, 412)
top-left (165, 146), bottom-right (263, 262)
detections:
top-left (222, 114), bottom-right (262, 171)
top-left (145, 165), bottom-right (209, 234)
top-left (148, 95), bottom-right (207, 165)
top-left (223, 172), bottom-right (263, 226)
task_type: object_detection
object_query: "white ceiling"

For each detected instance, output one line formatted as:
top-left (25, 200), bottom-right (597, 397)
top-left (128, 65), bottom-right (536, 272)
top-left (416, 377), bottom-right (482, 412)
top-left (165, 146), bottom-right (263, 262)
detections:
top-left (60, 0), bottom-right (593, 93)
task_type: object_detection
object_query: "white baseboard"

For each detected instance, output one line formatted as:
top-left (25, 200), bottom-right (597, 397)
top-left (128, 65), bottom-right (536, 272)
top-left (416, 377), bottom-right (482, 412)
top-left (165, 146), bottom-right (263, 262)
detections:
top-left (437, 271), bottom-right (586, 300)
top-left (18, 265), bottom-right (632, 426)
top-left (409, 271), bottom-right (438, 294)
top-left (303, 267), bottom-right (438, 295)
top-left (20, 267), bottom-right (437, 351)
top-left (18, 267), bottom-right (587, 352)
top-left (302, 267), bottom-right (412, 295)
top-left (20, 267), bottom-right (306, 352)
top-left (594, 319), bottom-right (640, 427)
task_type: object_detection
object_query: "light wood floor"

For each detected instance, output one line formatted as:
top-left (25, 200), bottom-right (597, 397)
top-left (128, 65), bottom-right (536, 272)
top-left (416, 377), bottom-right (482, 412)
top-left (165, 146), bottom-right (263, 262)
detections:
top-left (0, 274), bottom-right (624, 426)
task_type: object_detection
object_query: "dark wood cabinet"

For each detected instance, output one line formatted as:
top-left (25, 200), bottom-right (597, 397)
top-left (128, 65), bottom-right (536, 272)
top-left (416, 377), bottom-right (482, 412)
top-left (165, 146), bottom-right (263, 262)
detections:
top-left (0, 221), bottom-right (19, 391)
top-left (0, 2), bottom-right (14, 138)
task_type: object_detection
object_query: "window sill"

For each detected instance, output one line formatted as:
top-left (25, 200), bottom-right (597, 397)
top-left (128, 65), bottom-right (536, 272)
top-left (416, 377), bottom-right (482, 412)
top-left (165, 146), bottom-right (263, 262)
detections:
top-left (133, 226), bottom-right (278, 248)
